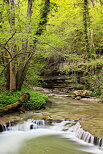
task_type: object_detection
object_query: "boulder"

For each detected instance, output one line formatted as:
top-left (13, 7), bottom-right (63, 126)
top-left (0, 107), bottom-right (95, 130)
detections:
top-left (74, 90), bottom-right (92, 98)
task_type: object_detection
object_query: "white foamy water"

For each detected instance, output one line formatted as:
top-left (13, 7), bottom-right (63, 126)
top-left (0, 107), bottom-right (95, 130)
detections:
top-left (0, 120), bottom-right (103, 154)
top-left (0, 129), bottom-right (61, 154)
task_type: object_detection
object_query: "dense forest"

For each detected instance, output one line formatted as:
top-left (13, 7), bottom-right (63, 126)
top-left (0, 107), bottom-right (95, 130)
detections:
top-left (0, 0), bottom-right (103, 97)
top-left (1, 1), bottom-right (103, 150)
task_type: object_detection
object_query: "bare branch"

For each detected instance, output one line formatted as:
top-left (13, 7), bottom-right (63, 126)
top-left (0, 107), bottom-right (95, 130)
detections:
top-left (3, 46), bottom-right (12, 58)
top-left (0, 51), bottom-right (34, 76)
top-left (0, 31), bottom-right (16, 58)
top-left (4, 31), bottom-right (16, 46)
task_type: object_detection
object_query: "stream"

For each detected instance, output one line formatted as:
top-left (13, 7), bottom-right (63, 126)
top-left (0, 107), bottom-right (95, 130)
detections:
top-left (0, 88), bottom-right (103, 154)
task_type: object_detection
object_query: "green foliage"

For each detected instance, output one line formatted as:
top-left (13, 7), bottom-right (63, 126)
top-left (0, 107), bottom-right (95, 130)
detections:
top-left (0, 91), bottom-right (22, 107)
top-left (92, 91), bottom-right (101, 98)
top-left (0, 76), bottom-right (5, 91)
top-left (22, 89), bottom-right (48, 109)
top-left (0, 89), bottom-right (48, 109)
top-left (81, 70), bottom-right (103, 97)
top-left (0, 0), bottom-right (103, 96)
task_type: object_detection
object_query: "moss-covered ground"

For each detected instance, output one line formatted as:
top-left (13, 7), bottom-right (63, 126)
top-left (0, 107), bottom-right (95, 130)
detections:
top-left (0, 89), bottom-right (48, 110)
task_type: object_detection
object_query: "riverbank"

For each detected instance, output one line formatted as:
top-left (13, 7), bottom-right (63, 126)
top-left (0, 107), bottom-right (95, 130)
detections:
top-left (0, 88), bottom-right (103, 139)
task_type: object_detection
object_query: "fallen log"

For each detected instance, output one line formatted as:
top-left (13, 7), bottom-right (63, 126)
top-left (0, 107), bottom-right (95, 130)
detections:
top-left (0, 93), bottom-right (30, 116)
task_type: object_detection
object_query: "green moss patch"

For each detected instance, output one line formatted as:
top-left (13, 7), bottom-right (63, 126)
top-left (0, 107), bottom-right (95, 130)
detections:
top-left (22, 89), bottom-right (48, 109)
top-left (0, 91), bottom-right (22, 108)
top-left (0, 89), bottom-right (48, 110)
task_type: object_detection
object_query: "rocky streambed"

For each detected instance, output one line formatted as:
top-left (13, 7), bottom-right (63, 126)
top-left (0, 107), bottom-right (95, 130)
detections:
top-left (0, 88), bottom-right (103, 139)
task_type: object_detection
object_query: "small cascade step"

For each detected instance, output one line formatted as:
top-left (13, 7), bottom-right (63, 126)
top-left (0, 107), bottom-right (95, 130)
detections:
top-left (0, 119), bottom-right (22, 132)
top-left (0, 119), bottom-right (103, 149)
top-left (0, 119), bottom-right (46, 132)
top-left (63, 121), bottom-right (103, 148)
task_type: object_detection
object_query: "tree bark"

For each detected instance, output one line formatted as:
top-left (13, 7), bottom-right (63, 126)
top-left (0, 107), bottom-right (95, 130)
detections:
top-left (35, 0), bottom-right (50, 37)
top-left (16, 0), bottom-right (33, 91)
top-left (3, 52), bottom-right (10, 90)
top-left (9, 0), bottom-right (16, 90)
top-left (83, 0), bottom-right (90, 59)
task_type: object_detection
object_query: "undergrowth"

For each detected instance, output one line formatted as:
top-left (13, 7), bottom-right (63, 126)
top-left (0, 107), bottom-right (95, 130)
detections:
top-left (0, 89), bottom-right (48, 109)
top-left (22, 89), bottom-right (48, 109)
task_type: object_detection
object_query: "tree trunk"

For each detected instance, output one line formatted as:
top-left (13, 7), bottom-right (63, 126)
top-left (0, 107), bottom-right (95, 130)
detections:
top-left (9, 0), bottom-right (16, 90)
top-left (35, 0), bottom-right (50, 37)
top-left (16, 0), bottom-right (50, 91)
top-left (3, 52), bottom-right (10, 90)
top-left (83, 0), bottom-right (90, 59)
top-left (2, 0), bottom-right (51, 91)
top-left (90, 29), bottom-right (95, 54)
top-left (10, 61), bottom-right (16, 90)
top-left (16, 0), bottom-right (33, 91)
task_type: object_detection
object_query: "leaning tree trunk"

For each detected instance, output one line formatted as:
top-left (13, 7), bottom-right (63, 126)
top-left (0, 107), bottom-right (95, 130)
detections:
top-left (16, 0), bottom-right (33, 91)
top-left (9, 0), bottom-right (16, 90)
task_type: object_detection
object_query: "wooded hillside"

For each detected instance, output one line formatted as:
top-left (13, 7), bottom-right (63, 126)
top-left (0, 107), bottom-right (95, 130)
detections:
top-left (0, 0), bottom-right (103, 96)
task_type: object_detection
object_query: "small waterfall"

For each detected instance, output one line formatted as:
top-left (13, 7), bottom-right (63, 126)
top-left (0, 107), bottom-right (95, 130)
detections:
top-left (0, 119), bottom-right (45, 132)
top-left (0, 119), bottom-right (103, 149)
top-left (7, 119), bottom-right (45, 131)
top-left (62, 121), bottom-right (103, 148)
top-left (0, 119), bottom-right (23, 132)
top-left (50, 120), bottom-right (103, 148)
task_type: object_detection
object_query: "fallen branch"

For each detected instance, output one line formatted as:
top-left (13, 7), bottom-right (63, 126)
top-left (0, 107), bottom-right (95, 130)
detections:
top-left (0, 93), bottom-right (30, 116)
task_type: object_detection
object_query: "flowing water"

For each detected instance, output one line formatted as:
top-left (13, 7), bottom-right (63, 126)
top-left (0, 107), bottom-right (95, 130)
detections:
top-left (0, 89), bottom-right (103, 154)
top-left (0, 120), bottom-right (98, 154)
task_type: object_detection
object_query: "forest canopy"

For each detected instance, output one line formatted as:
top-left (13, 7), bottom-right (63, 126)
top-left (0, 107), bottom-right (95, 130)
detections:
top-left (0, 0), bottom-right (103, 95)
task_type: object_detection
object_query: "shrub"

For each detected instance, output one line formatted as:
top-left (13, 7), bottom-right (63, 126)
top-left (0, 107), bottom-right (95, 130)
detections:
top-left (22, 89), bottom-right (48, 109)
